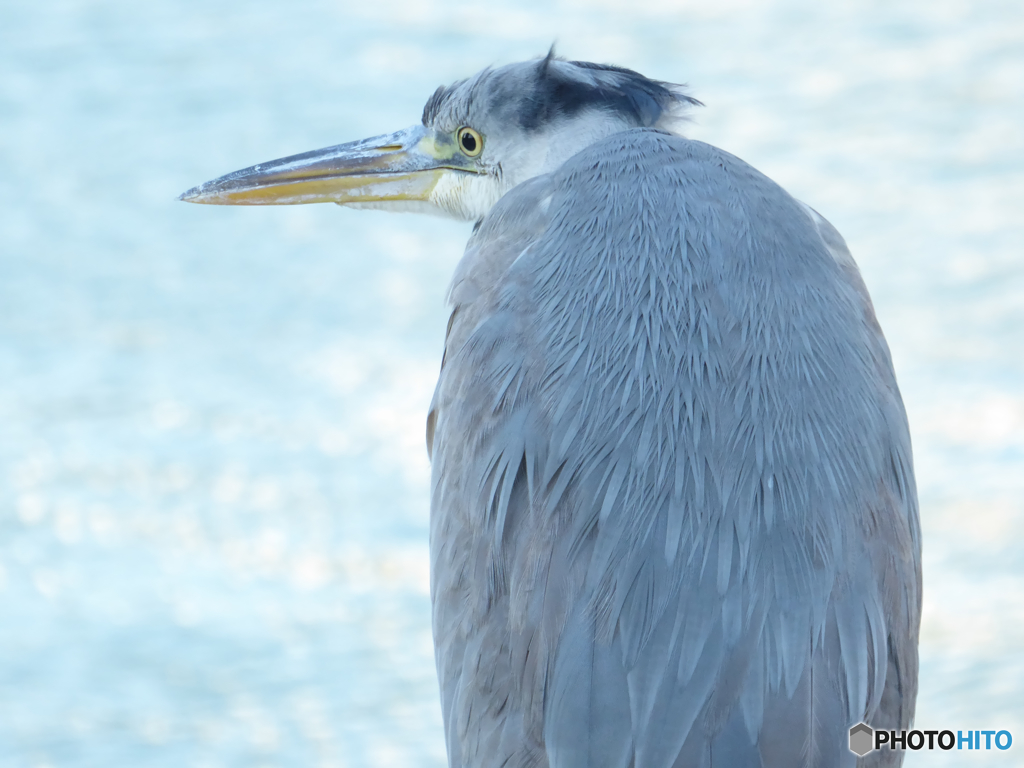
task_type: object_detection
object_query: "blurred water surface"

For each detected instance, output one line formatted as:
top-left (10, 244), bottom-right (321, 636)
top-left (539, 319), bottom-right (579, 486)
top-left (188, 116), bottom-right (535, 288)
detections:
top-left (1, 0), bottom-right (1022, 765)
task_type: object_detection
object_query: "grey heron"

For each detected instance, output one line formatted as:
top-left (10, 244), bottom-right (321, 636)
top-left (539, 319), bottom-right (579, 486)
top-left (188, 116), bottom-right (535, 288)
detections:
top-left (181, 53), bottom-right (921, 768)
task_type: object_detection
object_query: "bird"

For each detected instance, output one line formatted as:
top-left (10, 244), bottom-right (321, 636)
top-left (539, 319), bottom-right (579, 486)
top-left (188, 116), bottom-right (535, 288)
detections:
top-left (181, 52), bottom-right (922, 768)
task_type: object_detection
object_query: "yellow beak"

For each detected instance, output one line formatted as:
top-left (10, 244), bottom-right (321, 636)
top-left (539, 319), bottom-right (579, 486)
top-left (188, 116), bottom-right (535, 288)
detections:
top-left (179, 125), bottom-right (474, 206)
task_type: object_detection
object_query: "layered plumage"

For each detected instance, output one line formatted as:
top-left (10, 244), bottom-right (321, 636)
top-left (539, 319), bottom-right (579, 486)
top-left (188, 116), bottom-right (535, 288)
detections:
top-left (426, 127), bottom-right (920, 767)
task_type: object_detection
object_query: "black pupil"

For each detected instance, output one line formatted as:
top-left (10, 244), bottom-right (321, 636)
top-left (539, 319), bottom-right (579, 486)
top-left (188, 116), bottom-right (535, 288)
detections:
top-left (461, 132), bottom-right (477, 152)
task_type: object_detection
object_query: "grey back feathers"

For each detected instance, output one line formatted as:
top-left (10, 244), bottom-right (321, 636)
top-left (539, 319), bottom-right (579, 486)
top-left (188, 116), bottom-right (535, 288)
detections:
top-left (425, 61), bottom-right (920, 768)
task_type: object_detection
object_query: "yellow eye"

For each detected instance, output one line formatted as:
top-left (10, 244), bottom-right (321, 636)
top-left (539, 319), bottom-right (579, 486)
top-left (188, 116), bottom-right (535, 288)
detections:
top-left (457, 126), bottom-right (483, 157)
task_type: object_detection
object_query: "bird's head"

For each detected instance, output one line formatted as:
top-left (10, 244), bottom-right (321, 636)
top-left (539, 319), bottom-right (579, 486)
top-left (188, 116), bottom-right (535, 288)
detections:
top-left (180, 52), bottom-right (700, 221)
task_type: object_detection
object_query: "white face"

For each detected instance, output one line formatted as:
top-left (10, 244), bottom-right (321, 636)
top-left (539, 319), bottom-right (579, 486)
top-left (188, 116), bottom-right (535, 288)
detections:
top-left (421, 109), bottom-right (638, 222)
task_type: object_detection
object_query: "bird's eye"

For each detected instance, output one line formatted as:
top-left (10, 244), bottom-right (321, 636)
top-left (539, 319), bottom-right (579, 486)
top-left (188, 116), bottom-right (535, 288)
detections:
top-left (457, 127), bottom-right (483, 157)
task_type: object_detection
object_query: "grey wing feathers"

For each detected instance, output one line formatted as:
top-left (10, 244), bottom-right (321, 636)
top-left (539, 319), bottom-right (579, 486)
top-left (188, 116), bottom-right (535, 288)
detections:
top-left (428, 129), bottom-right (921, 768)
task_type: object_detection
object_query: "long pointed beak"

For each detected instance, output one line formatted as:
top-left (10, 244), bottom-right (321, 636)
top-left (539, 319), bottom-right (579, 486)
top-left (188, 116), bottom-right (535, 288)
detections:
top-left (179, 125), bottom-right (472, 206)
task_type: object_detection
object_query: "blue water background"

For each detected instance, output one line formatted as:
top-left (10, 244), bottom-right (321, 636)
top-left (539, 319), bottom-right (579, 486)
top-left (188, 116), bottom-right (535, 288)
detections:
top-left (1, 0), bottom-right (1022, 765)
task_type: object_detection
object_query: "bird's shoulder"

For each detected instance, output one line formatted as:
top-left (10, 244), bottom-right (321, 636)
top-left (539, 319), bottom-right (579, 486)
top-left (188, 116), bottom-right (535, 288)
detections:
top-left (554, 128), bottom-right (782, 201)
top-left (471, 128), bottom-right (833, 288)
